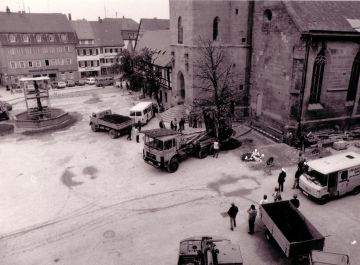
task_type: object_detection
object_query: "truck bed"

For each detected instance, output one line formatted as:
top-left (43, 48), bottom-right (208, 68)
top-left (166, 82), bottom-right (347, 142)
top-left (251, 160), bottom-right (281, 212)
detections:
top-left (261, 201), bottom-right (324, 257)
top-left (101, 114), bottom-right (132, 124)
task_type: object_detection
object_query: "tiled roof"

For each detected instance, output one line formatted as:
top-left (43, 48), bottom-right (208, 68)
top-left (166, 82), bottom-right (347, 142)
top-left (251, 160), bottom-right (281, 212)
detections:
top-left (139, 18), bottom-right (170, 31)
top-left (102, 18), bottom-right (139, 31)
top-left (71, 20), bottom-right (94, 40)
top-left (0, 12), bottom-right (73, 33)
top-left (90, 21), bottom-right (124, 47)
top-left (135, 29), bottom-right (171, 67)
top-left (283, 1), bottom-right (360, 33)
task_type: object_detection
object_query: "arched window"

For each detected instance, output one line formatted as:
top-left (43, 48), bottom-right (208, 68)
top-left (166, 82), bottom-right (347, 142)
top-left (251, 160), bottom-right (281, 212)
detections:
top-left (178, 16), bottom-right (183, 44)
top-left (309, 49), bottom-right (327, 104)
top-left (346, 51), bottom-right (360, 101)
top-left (213, 17), bottom-right (220, 41)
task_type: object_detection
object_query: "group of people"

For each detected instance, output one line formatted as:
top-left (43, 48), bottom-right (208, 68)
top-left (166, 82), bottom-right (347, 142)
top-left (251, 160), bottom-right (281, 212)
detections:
top-left (127, 120), bottom-right (142, 143)
top-left (170, 117), bottom-right (185, 132)
top-left (227, 202), bottom-right (258, 235)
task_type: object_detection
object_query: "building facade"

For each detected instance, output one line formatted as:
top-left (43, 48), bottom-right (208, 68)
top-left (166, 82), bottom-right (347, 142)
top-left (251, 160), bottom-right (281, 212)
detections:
top-left (71, 19), bottom-right (125, 78)
top-left (0, 10), bottom-right (79, 86)
top-left (169, 0), bottom-right (360, 137)
top-left (169, 0), bottom-right (250, 114)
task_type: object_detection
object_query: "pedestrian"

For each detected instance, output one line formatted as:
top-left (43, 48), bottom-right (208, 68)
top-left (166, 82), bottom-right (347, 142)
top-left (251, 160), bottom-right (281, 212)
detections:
top-left (135, 127), bottom-right (140, 143)
top-left (298, 152), bottom-right (305, 170)
top-left (247, 204), bottom-right (257, 235)
top-left (137, 120), bottom-right (142, 132)
top-left (272, 187), bottom-right (282, 202)
top-left (173, 118), bottom-right (178, 131)
top-left (198, 116), bottom-right (203, 128)
top-left (159, 119), bottom-right (165, 129)
top-left (178, 118), bottom-right (184, 132)
top-left (170, 120), bottom-right (174, 130)
top-left (213, 139), bottom-right (220, 158)
top-left (292, 167), bottom-right (302, 189)
top-left (259, 194), bottom-right (268, 205)
top-left (290, 194), bottom-right (300, 208)
top-left (227, 202), bottom-right (239, 231)
top-left (278, 168), bottom-right (286, 192)
top-left (126, 126), bottom-right (132, 141)
top-left (188, 115), bottom-right (193, 128)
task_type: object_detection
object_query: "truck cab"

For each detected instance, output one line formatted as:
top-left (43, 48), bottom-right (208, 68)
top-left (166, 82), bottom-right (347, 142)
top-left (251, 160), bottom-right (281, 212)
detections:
top-left (299, 151), bottom-right (360, 203)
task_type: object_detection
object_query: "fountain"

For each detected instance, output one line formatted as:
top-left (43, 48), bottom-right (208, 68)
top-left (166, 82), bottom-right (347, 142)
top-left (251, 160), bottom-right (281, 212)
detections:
top-left (14, 77), bottom-right (74, 133)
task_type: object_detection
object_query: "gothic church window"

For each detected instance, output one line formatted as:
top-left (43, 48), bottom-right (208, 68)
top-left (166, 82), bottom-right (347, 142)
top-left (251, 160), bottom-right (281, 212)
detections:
top-left (178, 16), bottom-right (183, 44)
top-left (213, 17), bottom-right (220, 41)
top-left (346, 51), bottom-right (360, 102)
top-left (309, 49), bottom-right (326, 104)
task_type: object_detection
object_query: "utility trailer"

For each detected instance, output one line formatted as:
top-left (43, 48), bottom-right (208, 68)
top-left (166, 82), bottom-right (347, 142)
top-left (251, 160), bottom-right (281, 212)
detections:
top-left (260, 201), bottom-right (325, 258)
top-left (178, 236), bottom-right (243, 265)
top-left (89, 109), bottom-right (134, 139)
top-left (308, 250), bottom-right (350, 265)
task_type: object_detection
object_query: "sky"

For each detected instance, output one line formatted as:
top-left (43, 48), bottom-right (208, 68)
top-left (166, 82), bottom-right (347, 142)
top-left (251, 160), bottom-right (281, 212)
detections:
top-left (0, 0), bottom-right (169, 22)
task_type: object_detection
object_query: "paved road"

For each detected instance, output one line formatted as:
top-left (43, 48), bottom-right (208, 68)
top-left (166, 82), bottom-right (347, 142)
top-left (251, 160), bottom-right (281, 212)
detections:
top-left (0, 88), bottom-right (359, 265)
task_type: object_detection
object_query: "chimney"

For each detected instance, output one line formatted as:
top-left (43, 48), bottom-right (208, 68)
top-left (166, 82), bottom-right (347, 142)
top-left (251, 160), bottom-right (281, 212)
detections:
top-left (6, 6), bottom-right (10, 13)
top-left (68, 13), bottom-right (72, 21)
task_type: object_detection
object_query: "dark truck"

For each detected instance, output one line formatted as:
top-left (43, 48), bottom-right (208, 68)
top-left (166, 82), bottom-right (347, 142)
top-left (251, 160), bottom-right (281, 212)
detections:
top-left (260, 201), bottom-right (325, 258)
top-left (143, 108), bottom-right (234, 172)
top-left (89, 109), bottom-right (134, 138)
top-left (178, 236), bottom-right (243, 265)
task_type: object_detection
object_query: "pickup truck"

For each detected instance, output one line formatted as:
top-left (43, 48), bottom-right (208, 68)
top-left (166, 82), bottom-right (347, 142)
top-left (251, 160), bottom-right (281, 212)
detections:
top-left (89, 109), bottom-right (134, 138)
top-left (260, 201), bottom-right (325, 258)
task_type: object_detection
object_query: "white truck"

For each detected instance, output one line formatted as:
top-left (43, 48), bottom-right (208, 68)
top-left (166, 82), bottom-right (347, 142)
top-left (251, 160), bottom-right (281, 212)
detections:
top-left (299, 151), bottom-right (360, 203)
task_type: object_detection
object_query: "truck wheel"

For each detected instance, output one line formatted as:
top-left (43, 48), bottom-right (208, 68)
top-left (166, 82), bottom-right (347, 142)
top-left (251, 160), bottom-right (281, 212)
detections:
top-left (167, 158), bottom-right (179, 173)
top-left (109, 129), bottom-right (118, 139)
top-left (319, 195), bottom-right (329, 205)
top-left (352, 186), bottom-right (360, 195)
top-left (91, 123), bottom-right (98, 132)
top-left (197, 148), bottom-right (208, 159)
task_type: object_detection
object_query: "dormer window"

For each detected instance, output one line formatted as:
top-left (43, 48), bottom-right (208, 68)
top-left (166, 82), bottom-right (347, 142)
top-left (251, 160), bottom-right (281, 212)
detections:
top-left (36, 35), bottom-right (42, 42)
top-left (23, 34), bottom-right (29, 42)
top-left (9, 34), bottom-right (16, 43)
top-left (49, 34), bottom-right (55, 42)
top-left (61, 34), bottom-right (67, 42)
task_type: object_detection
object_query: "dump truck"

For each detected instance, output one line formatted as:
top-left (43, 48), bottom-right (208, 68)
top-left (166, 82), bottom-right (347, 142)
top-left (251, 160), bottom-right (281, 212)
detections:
top-left (260, 201), bottom-right (325, 258)
top-left (143, 108), bottom-right (233, 172)
top-left (177, 236), bottom-right (243, 265)
top-left (89, 109), bottom-right (134, 138)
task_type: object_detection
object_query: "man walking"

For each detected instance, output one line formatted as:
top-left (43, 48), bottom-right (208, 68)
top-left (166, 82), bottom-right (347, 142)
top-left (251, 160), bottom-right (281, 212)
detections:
top-left (292, 167), bottom-right (302, 189)
top-left (135, 127), bottom-right (140, 143)
top-left (227, 203), bottom-right (238, 231)
top-left (247, 204), bottom-right (257, 235)
top-left (278, 168), bottom-right (286, 192)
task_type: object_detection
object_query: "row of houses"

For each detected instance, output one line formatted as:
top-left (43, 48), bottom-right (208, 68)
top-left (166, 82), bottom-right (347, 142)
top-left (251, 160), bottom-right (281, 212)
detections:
top-left (137, 0), bottom-right (360, 137)
top-left (0, 7), bottom-right (170, 88)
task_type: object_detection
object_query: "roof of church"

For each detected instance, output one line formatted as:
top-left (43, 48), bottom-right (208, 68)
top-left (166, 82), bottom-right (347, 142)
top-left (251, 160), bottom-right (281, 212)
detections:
top-left (135, 29), bottom-right (171, 67)
top-left (0, 12), bottom-right (73, 33)
top-left (284, 1), bottom-right (360, 33)
top-left (139, 18), bottom-right (170, 32)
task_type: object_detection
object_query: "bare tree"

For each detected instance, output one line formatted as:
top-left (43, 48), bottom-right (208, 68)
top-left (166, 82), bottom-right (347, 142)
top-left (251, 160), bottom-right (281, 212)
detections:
top-left (193, 38), bottom-right (237, 121)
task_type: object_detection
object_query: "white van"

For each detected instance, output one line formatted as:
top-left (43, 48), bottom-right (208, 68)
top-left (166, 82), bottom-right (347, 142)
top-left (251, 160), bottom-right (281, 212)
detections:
top-left (299, 151), bottom-right (360, 203)
top-left (129, 101), bottom-right (155, 125)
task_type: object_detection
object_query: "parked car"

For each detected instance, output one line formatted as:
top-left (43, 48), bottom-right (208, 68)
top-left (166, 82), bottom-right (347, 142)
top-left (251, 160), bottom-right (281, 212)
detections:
top-left (85, 77), bottom-right (96, 85)
top-left (0, 100), bottom-right (12, 111)
top-left (66, 80), bottom-right (75, 87)
top-left (76, 79), bottom-right (86, 86)
top-left (57, 81), bottom-right (67, 89)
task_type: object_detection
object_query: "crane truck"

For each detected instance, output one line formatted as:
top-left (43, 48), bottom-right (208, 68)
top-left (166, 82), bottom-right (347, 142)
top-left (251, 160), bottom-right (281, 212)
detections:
top-left (142, 108), bottom-right (233, 172)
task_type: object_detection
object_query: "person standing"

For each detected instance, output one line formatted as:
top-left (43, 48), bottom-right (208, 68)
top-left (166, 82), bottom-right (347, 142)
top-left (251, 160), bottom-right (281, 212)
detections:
top-left (170, 120), bottom-right (174, 130)
top-left (173, 118), bottom-right (178, 131)
top-left (227, 203), bottom-right (239, 231)
top-left (290, 194), bottom-right (300, 208)
top-left (259, 194), bottom-right (268, 205)
top-left (213, 139), bottom-right (220, 158)
top-left (137, 120), bottom-right (142, 132)
top-left (135, 127), bottom-right (140, 143)
top-left (159, 120), bottom-right (165, 129)
top-left (127, 126), bottom-right (132, 141)
top-left (292, 167), bottom-right (302, 189)
top-left (193, 116), bottom-right (197, 128)
top-left (247, 205), bottom-right (257, 235)
top-left (272, 187), bottom-right (282, 202)
top-left (278, 168), bottom-right (286, 192)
